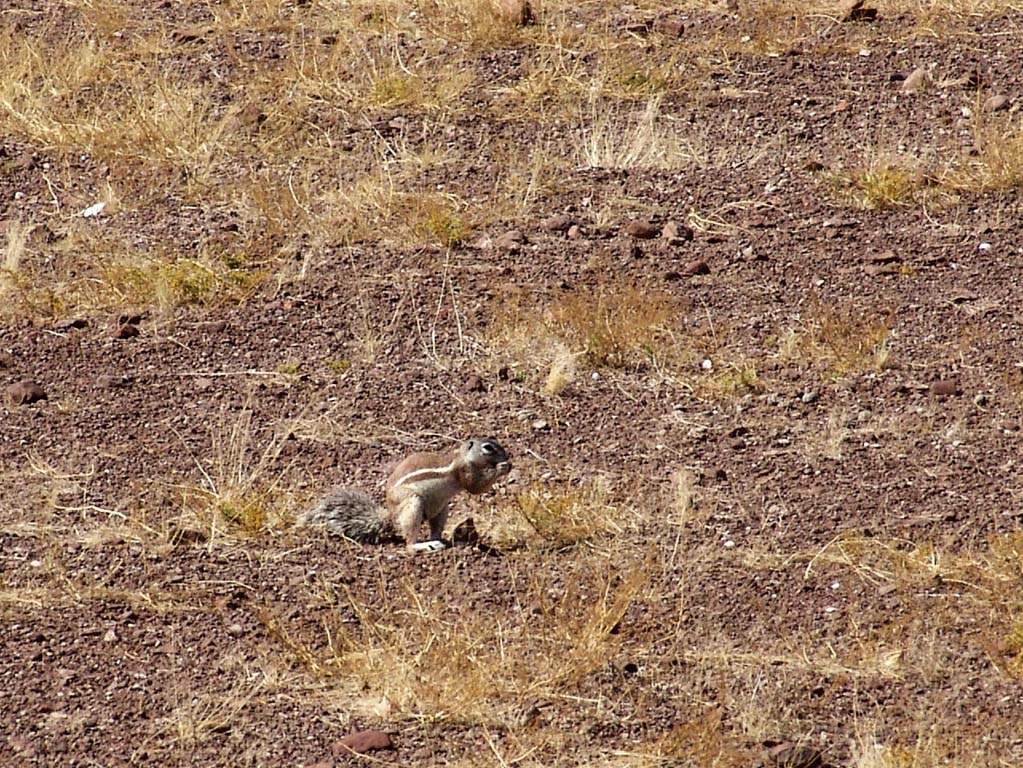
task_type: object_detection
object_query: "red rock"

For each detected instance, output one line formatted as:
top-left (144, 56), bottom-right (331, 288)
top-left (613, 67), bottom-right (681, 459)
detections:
top-left (865, 249), bottom-right (900, 263)
top-left (6, 380), bottom-right (47, 405)
top-left (653, 15), bottom-right (684, 36)
top-left (662, 220), bottom-right (694, 243)
top-left (930, 379), bottom-right (960, 397)
top-left (766, 742), bottom-right (823, 768)
top-left (493, 0), bottom-right (533, 26)
top-left (624, 220), bottom-right (660, 239)
top-left (984, 94), bottom-right (1009, 112)
top-left (236, 103), bottom-right (266, 128)
top-left (172, 25), bottom-right (212, 44)
top-left (114, 323), bottom-right (140, 339)
top-left (452, 517), bottom-right (479, 545)
top-left (332, 730), bottom-right (393, 756)
top-left (681, 259), bottom-right (711, 276)
top-left (900, 66), bottom-right (930, 93)
top-left (493, 229), bottom-right (526, 252)
top-left (839, 0), bottom-right (877, 21)
top-left (540, 214), bottom-right (575, 232)
top-left (54, 318), bottom-right (89, 331)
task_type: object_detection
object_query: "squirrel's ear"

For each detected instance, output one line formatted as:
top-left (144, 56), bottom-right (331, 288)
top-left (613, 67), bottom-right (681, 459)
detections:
top-left (465, 439), bottom-right (475, 452)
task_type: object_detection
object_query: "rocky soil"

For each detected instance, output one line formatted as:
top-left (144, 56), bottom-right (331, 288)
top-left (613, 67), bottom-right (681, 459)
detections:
top-left (2, 2), bottom-right (1023, 766)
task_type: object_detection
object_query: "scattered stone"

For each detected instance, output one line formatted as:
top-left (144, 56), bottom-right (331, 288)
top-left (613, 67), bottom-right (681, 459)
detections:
top-left (930, 379), bottom-right (960, 397)
top-left (951, 290), bottom-right (979, 304)
top-left (235, 102), bottom-right (266, 129)
top-left (114, 323), bottom-right (140, 339)
top-left (863, 263), bottom-right (897, 277)
top-left (95, 374), bottom-right (133, 389)
top-left (727, 437), bottom-right (747, 451)
top-left (102, 629), bottom-right (117, 643)
top-left (865, 249), bottom-right (900, 264)
top-left (624, 219), bottom-right (660, 239)
top-left (0, 351), bottom-right (15, 369)
top-left (767, 741), bottom-right (824, 768)
top-left (200, 320), bottom-right (228, 334)
top-left (900, 66), bottom-right (930, 93)
top-left (540, 214), bottom-right (575, 233)
top-left (653, 15), bottom-right (685, 36)
top-left (701, 467), bottom-right (728, 484)
top-left (12, 151), bottom-right (40, 171)
top-left (620, 16), bottom-right (655, 36)
top-left (168, 526), bottom-right (208, 547)
top-left (81, 201), bottom-right (106, 218)
top-left (194, 377), bottom-right (215, 392)
top-left (493, 0), bottom-right (534, 26)
top-left (6, 380), bottom-right (47, 405)
top-left (7, 734), bottom-right (36, 758)
top-left (226, 623), bottom-right (244, 637)
top-left (567, 224), bottom-right (582, 239)
top-left (662, 220), bottom-right (694, 243)
top-left (532, 419), bottom-right (550, 432)
top-left (452, 517), bottom-right (480, 546)
top-left (332, 730), bottom-right (393, 756)
top-left (172, 25), bottom-right (212, 44)
top-left (803, 160), bottom-right (826, 172)
top-left (54, 318), bottom-right (89, 331)
top-left (801, 390), bottom-right (818, 404)
top-left (494, 230), bottom-right (525, 252)
top-left (839, 0), bottom-right (877, 21)
top-left (462, 374), bottom-right (485, 393)
top-left (983, 93), bottom-right (1009, 112)
top-left (681, 259), bottom-right (711, 276)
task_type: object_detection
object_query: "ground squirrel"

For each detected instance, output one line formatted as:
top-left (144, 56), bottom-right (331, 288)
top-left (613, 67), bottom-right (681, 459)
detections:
top-left (300, 437), bottom-right (512, 552)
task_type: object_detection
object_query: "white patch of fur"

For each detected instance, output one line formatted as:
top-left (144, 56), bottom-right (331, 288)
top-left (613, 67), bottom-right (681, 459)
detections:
top-left (392, 461), bottom-right (458, 490)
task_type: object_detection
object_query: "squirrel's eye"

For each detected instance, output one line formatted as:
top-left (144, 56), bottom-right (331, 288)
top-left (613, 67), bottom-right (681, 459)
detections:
top-left (481, 442), bottom-right (496, 454)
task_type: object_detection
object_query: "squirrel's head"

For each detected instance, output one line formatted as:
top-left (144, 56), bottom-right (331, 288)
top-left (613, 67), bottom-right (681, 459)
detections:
top-left (460, 437), bottom-right (512, 492)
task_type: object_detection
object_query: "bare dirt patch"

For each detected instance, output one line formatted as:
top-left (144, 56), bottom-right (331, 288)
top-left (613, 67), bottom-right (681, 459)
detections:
top-left (3, 2), bottom-right (1023, 766)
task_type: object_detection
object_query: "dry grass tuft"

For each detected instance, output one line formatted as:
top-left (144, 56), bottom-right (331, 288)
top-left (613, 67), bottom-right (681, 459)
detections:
top-left (580, 96), bottom-right (703, 171)
top-left (827, 153), bottom-right (932, 210)
top-left (174, 409), bottom-right (295, 540)
top-left (489, 281), bottom-right (680, 387)
top-left (303, 562), bottom-right (649, 727)
top-left (954, 112), bottom-right (1023, 191)
top-left (549, 283), bottom-right (678, 369)
top-left (511, 478), bottom-right (640, 550)
top-left (780, 300), bottom-right (894, 377)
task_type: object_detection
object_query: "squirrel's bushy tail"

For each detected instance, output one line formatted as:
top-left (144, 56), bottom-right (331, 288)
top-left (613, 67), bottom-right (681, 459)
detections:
top-left (298, 487), bottom-right (391, 542)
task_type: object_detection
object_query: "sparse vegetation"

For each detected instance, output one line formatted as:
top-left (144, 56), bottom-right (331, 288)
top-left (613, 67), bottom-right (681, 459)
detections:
top-left (4, 1), bottom-right (1023, 765)
top-left (174, 409), bottom-right (295, 541)
top-left (780, 301), bottom-right (894, 377)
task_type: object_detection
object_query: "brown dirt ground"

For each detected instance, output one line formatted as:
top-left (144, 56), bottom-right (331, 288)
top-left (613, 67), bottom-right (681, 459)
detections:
top-left (3, 2), bottom-right (1023, 767)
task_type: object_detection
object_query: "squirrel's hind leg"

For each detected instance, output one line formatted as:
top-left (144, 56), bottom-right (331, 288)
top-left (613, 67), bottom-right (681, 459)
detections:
top-left (394, 496), bottom-right (425, 548)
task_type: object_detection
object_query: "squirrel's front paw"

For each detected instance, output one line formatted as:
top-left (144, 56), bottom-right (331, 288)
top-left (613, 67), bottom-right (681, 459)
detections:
top-left (409, 540), bottom-right (447, 554)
